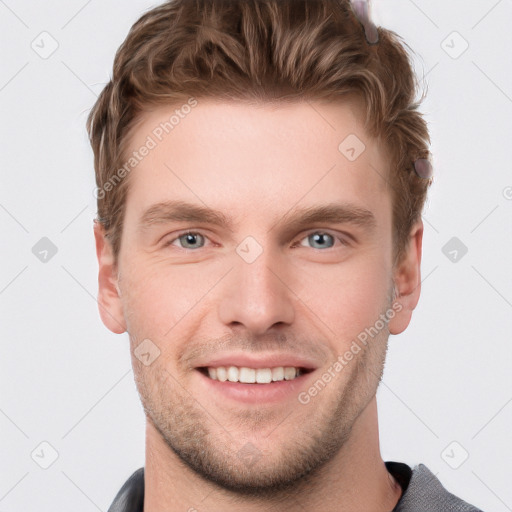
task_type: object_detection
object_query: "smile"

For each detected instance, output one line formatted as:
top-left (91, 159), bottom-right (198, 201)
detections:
top-left (199, 365), bottom-right (312, 384)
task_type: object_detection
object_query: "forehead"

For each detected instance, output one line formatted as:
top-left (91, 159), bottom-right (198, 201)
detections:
top-left (122, 98), bottom-right (392, 228)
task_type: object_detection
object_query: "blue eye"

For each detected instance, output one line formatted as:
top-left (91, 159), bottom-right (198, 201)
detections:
top-left (299, 232), bottom-right (337, 249)
top-left (162, 230), bottom-right (348, 251)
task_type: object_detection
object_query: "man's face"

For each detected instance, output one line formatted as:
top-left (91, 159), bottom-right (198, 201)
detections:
top-left (97, 98), bottom-right (418, 495)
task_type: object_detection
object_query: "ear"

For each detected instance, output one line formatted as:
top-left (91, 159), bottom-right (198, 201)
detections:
top-left (388, 220), bottom-right (423, 335)
top-left (93, 221), bottom-right (126, 334)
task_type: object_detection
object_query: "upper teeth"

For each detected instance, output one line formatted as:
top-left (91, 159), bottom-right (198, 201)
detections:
top-left (207, 366), bottom-right (301, 383)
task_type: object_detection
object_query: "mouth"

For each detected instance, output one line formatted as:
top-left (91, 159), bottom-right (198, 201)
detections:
top-left (192, 353), bottom-right (321, 404)
top-left (197, 365), bottom-right (315, 384)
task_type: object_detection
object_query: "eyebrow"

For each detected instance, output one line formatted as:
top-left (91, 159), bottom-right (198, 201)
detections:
top-left (137, 199), bottom-right (377, 235)
top-left (138, 200), bottom-right (236, 233)
top-left (275, 202), bottom-right (377, 235)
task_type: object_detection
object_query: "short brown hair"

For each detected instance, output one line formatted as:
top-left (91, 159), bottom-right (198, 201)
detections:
top-left (87, 0), bottom-right (433, 267)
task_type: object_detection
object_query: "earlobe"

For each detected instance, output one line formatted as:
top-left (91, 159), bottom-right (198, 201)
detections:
top-left (388, 221), bottom-right (423, 335)
top-left (93, 221), bottom-right (127, 334)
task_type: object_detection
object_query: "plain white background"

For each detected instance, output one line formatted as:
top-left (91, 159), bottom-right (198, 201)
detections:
top-left (1, 0), bottom-right (511, 510)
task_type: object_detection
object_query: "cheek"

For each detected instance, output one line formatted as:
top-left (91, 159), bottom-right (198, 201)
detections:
top-left (120, 257), bottom-right (228, 338)
top-left (295, 255), bottom-right (392, 344)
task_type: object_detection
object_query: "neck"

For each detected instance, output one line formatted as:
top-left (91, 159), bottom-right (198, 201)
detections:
top-left (143, 398), bottom-right (403, 512)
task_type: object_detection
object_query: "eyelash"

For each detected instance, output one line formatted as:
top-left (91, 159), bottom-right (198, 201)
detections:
top-left (161, 230), bottom-right (351, 250)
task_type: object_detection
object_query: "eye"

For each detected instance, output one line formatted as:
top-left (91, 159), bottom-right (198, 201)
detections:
top-left (163, 231), bottom-right (208, 250)
top-left (295, 231), bottom-right (349, 250)
top-left (161, 230), bottom-right (349, 251)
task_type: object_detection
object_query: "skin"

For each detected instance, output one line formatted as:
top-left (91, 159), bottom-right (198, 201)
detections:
top-left (94, 97), bottom-right (423, 511)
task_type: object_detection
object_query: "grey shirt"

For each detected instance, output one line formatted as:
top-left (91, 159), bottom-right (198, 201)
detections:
top-left (107, 462), bottom-right (484, 511)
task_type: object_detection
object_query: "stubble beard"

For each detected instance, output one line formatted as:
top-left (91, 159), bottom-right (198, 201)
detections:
top-left (133, 319), bottom-right (390, 500)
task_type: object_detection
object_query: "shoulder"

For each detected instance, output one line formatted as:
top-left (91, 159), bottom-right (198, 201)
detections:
top-left (395, 463), bottom-right (484, 512)
top-left (107, 467), bottom-right (145, 512)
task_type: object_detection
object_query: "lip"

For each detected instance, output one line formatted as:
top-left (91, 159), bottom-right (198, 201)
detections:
top-left (195, 366), bottom-right (317, 405)
top-left (193, 352), bottom-right (320, 371)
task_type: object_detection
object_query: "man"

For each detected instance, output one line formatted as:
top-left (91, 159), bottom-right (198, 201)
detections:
top-left (87, 0), bottom-right (484, 510)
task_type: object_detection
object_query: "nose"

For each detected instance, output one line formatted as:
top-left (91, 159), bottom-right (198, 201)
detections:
top-left (217, 246), bottom-right (295, 335)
